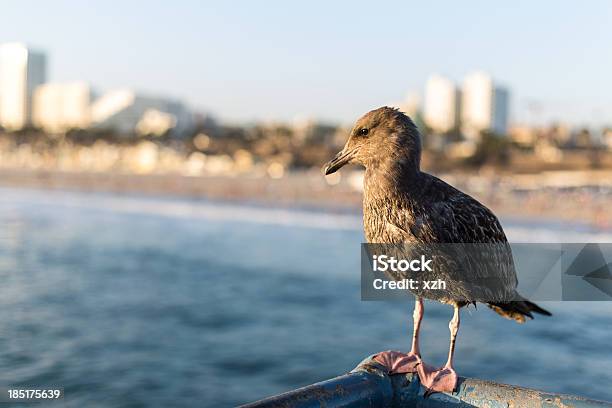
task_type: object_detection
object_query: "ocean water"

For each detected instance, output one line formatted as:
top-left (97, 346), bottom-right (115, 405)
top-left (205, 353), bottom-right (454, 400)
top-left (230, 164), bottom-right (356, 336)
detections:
top-left (0, 187), bottom-right (611, 407)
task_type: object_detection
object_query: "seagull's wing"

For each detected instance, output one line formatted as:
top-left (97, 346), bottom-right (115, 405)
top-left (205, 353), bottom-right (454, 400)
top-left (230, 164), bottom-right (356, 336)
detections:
top-left (390, 175), bottom-right (518, 303)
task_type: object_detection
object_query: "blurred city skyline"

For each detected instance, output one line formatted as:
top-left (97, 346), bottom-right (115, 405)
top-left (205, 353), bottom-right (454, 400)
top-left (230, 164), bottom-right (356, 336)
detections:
top-left (1, 0), bottom-right (612, 126)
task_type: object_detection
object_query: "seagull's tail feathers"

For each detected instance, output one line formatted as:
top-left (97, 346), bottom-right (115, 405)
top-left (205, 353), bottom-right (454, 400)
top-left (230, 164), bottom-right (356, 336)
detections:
top-left (487, 294), bottom-right (552, 324)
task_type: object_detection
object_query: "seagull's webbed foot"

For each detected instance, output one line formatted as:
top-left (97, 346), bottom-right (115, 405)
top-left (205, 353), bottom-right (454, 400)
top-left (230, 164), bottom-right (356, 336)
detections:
top-left (373, 350), bottom-right (422, 374)
top-left (417, 362), bottom-right (458, 396)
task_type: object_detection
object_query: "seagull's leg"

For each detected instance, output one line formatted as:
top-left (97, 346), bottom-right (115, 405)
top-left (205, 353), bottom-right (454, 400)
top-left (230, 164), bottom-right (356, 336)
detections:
top-left (373, 297), bottom-right (423, 374)
top-left (417, 304), bottom-right (460, 395)
top-left (410, 296), bottom-right (424, 356)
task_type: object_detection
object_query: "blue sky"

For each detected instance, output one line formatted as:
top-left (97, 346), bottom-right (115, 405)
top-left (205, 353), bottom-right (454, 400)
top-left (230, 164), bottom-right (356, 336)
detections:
top-left (2, 0), bottom-right (611, 125)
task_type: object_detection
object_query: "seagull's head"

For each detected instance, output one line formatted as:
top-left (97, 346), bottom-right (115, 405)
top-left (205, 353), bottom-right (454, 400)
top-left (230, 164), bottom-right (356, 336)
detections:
top-left (324, 106), bottom-right (422, 176)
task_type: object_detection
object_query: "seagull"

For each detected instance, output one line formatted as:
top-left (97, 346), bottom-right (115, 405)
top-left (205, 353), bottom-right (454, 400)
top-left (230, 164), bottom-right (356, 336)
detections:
top-left (323, 107), bottom-right (551, 395)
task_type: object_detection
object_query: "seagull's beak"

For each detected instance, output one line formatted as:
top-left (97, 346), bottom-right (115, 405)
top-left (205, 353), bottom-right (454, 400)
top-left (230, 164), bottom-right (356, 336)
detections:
top-left (323, 148), bottom-right (354, 175)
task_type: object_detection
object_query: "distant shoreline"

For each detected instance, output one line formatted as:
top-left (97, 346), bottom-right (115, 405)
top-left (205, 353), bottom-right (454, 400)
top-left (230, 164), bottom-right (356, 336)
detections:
top-left (0, 168), bottom-right (610, 230)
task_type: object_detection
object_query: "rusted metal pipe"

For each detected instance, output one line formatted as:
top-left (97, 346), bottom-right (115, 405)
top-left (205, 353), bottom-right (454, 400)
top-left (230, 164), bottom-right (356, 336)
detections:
top-left (239, 355), bottom-right (612, 408)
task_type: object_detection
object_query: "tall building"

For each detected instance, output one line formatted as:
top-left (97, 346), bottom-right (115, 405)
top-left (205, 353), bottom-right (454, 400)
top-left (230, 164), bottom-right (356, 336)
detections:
top-left (0, 43), bottom-right (47, 130)
top-left (91, 89), bottom-right (193, 137)
top-left (423, 74), bottom-right (459, 134)
top-left (33, 82), bottom-right (91, 133)
top-left (461, 72), bottom-right (509, 139)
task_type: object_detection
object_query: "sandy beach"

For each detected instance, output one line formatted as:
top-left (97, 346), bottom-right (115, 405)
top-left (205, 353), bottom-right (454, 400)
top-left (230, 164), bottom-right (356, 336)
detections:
top-left (1, 168), bottom-right (610, 229)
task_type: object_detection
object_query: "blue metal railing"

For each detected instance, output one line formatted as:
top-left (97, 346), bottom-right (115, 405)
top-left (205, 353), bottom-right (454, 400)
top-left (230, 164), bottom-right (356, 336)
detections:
top-left (239, 355), bottom-right (612, 408)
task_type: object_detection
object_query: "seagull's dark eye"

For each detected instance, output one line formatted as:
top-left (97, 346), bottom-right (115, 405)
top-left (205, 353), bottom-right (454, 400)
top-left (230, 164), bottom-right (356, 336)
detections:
top-left (358, 128), bottom-right (369, 136)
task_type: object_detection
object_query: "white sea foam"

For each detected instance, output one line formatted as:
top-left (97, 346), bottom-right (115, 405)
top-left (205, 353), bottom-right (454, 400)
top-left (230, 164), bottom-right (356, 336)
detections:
top-left (1, 187), bottom-right (611, 241)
